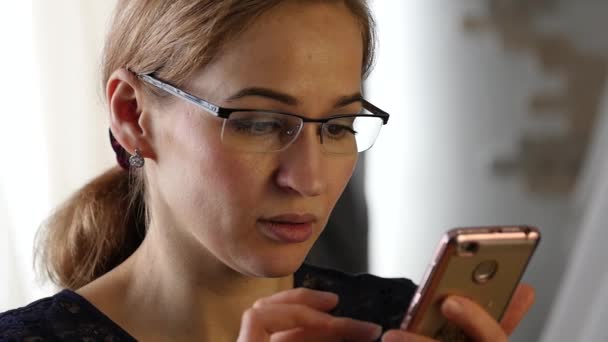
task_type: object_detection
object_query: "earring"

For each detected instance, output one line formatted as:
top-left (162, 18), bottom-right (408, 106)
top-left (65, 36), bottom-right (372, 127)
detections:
top-left (129, 148), bottom-right (145, 169)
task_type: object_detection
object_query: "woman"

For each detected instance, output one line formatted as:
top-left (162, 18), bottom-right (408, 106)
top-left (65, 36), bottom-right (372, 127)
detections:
top-left (0, 0), bottom-right (534, 341)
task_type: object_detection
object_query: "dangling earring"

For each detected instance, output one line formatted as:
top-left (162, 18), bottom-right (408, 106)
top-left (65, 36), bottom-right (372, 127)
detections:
top-left (129, 148), bottom-right (145, 169)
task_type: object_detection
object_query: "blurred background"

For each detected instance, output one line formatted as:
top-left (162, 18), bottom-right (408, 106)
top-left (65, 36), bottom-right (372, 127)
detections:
top-left (1, 1), bottom-right (608, 341)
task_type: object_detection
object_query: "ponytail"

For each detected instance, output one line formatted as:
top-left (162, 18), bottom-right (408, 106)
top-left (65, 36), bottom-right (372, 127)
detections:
top-left (36, 167), bottom-right (146, 289)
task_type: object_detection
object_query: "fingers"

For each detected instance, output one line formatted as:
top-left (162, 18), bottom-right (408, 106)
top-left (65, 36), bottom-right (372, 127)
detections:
top-left (272, 317), bottom-right (383, 342)
top-left (500, 283), bottom-right (536, 335)
top-left (440, 296), bottom-right (508, 342)
top-left (240, 303), bottom-right (380, 341)
top-left (238, 303), bottom-right (327, 341)
top-left (436, 284), bottom-right (536, 341)
top-left (381, 329), bottom-right (437, 342)
top-left (237, 288), bottom-right (382, 342)
top-left (253, 288), bottom-right (338, 312)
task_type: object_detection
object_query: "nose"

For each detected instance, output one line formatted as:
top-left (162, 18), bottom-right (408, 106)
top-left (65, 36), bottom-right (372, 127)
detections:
top-left (275, 124), bottom-right (326, 197)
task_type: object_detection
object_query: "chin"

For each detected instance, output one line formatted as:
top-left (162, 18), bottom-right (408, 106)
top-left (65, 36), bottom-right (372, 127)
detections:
top-left (243, 251), bottom-right (308, 278)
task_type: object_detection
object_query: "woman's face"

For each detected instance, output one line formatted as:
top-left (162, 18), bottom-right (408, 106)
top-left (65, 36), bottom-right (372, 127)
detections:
top-left (146, 1), bottom-right (363, 277)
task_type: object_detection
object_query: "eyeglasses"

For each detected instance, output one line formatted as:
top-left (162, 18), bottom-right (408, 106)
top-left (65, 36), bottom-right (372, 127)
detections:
top-left (137, 73), bottom-right (389, 154)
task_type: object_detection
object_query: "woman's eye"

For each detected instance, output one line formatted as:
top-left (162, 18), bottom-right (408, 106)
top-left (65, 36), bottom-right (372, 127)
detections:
top-left (325, 123), bottom-right (357, 139)
top-left (231, 119), bottom-right (282, 135)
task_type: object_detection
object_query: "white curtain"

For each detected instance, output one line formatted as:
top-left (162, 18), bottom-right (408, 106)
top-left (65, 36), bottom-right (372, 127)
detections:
top-left (538, 86), bottom-right (608, 342)
top-left (0, 0), bottom-right (116, 311)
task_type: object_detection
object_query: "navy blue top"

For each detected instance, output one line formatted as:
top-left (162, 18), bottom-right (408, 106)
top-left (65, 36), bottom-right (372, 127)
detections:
top-left (0, 264), bottom-right (416, 341)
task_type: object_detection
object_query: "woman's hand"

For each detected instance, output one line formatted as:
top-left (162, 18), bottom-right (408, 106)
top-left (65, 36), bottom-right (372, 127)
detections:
top-left (237, 288), bottom-right (383, 342)
top-left (381, 284), bottom-right (536, 342)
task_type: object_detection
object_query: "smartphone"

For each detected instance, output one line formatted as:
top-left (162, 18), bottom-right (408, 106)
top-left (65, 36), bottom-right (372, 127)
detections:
top-left (401, 226), bottom-right (540, 341)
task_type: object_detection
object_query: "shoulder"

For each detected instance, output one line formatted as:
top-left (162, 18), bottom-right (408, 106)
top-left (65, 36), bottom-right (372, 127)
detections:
top-left (295, 263), bottom-right (417, 331)
top-left (0, 294), bottom-right (57, 340)
top-left (0, 290), bottom-right (135, 341)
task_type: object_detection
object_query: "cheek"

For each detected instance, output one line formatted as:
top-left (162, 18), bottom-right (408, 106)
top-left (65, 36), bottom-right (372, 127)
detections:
top-left (162, 112), bottom-right (271, 211)
top-left (327, 157), bottom-right (358, 202)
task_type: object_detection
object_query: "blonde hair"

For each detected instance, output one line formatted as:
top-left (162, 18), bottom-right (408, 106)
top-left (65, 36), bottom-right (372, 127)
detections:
top-left (37, 0), bottom-right (377, 289)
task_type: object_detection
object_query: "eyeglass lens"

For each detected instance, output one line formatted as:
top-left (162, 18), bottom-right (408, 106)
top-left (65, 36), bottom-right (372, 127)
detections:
top-left (220, 111), bottom-right (383, 154)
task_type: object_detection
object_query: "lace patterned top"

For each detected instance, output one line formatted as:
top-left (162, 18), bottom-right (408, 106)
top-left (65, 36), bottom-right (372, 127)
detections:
top-left (0, 264), bottom-right (416, 341)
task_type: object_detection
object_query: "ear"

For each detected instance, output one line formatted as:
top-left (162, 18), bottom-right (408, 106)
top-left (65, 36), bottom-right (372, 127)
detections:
top-left (107, 68), bottom-right (156, 160)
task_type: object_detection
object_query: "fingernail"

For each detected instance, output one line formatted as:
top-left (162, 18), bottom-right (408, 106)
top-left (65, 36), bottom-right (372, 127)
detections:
top-left (382, 331), bottom-right (407, 342)
top-left (442, 297), bottom-right (462, 316)
top-left (350, 321), bottom-right (382, 339)
top-left (366, 323), bottom-right (383, 339)
top-left (319, 291), bottom-right (338, 301)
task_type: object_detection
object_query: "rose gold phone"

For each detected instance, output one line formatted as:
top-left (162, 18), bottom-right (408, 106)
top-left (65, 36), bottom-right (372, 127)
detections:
top-left (401, 226), bottom-right (540, 341)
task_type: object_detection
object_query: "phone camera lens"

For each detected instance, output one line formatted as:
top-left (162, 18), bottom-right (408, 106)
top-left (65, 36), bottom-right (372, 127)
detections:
top-left (473, 260), bottom-right (498, 284)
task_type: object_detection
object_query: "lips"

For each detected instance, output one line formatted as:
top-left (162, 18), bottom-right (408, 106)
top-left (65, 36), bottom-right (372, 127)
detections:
top-left (258, 213), bottom-right (317, 243)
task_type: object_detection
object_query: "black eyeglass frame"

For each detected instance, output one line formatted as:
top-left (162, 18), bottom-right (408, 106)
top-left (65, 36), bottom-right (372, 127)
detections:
top-left (136, 73), bottom-right (390, 127)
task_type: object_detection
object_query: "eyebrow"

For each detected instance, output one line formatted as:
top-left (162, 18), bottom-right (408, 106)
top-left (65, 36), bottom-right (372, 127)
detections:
top-left (226, 87), bottom-right (363, 108)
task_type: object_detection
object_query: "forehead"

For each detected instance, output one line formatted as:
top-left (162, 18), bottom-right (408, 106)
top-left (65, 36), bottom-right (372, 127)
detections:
top-left (192, 1), bottom-right (364, 100)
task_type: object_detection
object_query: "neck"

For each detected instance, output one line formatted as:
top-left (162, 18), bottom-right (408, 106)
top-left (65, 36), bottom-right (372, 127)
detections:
top-left (78, 222), bottom-right (295, 342)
